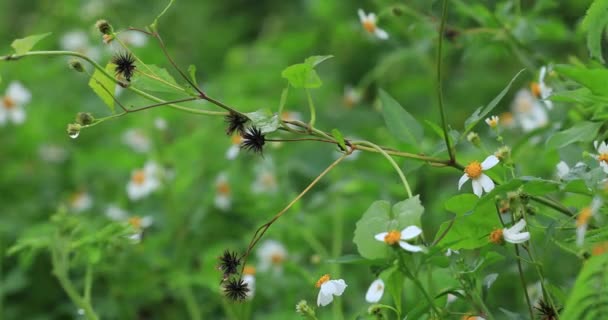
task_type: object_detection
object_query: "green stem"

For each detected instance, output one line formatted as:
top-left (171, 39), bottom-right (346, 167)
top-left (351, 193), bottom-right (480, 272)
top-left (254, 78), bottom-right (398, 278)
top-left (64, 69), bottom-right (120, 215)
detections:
top-left (306, 89), bottom-right (316, 128)
top-left (399, 254), bottom-right (441, 316)
top-left (514, 245), bottom-right (535, 320)
top-left (84, 264), bottom-right (93, 303)
top-left (436, 0), bottom-right (455, 162)
top-left (331, 207), bottom-right (344, 320)
top-left (181, 286), bottom-right (202, 320)
top-left (356, 141), bottom-right (413, 198)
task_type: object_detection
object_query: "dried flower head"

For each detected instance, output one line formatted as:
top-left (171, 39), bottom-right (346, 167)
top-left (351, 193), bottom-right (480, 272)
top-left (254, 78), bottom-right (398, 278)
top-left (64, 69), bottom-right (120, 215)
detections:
top-left (112, 51), bottom-right (136, 81)
top-left (223, 278), bottom-right (250, 301)
top-left (218, 250), bottom-right (241, 278)
top-left (225, 112), bottom-right (249, 135)
top-left (534, 300), bottom-right (560, 320)
top-left (241, 126), bottom-right (265, 155)
top-left (95, 19), bottom-right (113, 35)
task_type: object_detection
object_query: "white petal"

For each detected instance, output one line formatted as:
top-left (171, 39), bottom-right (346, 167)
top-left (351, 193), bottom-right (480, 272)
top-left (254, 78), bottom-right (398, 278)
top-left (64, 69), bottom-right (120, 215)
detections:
top-left (0, 109), bottom-right (7, 125)
top-left (576, 225), bottom-right (587, 247)
top-left (9, 108), bottom-right (26, 124)
top-left (398, 241), bottom-right (424, 252)
top-left (599, 142), bottom-right (608, 154)
top-left (374, 28), bottom-right (389, 40)
top-left (556, 161), bottom-right (569, 178)
top-left (539, 66), bottom-right (547, 82)
top-left (471, 179), bottom-right (483, 197)
top-left (400, 225), bottom-right (422, 240)
top-left (368, 13), bottom-right (377, 23)
top-left (7, 82), bottom-right (31, 105)
top-left (594, 140), bottom-right (599, 150)
top-left (374, 232), bottom-right (388, 242)
top-left (357, 9), bottom-right (366, 22)
top-left (478, 174), bottom-right (495, 193)
top-left (480, 155), bottom-right (499, 170)
top-left (317, 290), bottom-right (334, 306)
top-left (507, 219), bottom-right (527, 233)
top-left (458, 174), bottom-right (469, 190)
top-left (504, 231), bottom-right (530, 244)
top-left (365, 279), bottom-right (384, 303)
top-left (328, 279), bottom-right (347, 296)
top-left (226, 145), bottom-right (239, 160)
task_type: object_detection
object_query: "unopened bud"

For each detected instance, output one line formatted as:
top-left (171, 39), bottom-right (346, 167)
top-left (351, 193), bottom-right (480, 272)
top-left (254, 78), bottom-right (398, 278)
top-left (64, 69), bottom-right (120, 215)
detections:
top-left (494, 146), bottom-right (511, 162)
top-left (76, 112), bottom-right (94, 125)
top-left (95, 19), bottom-right (113, 35)
top-left (467, 132), bottom-right (481, 147)
top-left (295, 300), bottom-right (316, 317)
top-left (102, 34), bottom-right (115, 44)
top-left (67, 123), bottom-right (81, 139)
top-left (68, 59), bottom-right (84, 72)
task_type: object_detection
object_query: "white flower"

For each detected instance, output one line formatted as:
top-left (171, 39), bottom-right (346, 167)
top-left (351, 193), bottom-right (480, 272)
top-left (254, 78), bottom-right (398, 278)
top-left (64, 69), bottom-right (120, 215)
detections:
top-left (0, 81), bottom-right (31, 126)
top-left (126, 162), bottom-right (161, 201)
top-left (60, 31), bottom-right (100, 61)
top-left (127, 215), bottom-right (154, 243)
top-left (502, 219), bottom-right (530, 244)
top-left (536, 66), bottom-right (553, 109)
top-left (358, 9), bottom-right (389, 40)
top-left (315, 274), bottom-right (347, 307)
top-left (257, 240), bottom-right (288, 273)
top-left (154, 117), bottom-right (168, 131)
top-left (226, 135), bottom-right (242, 160)
top-left (484, 115), bottom-right (499, 128)
top-left (556, 161), bottom-right (585, 179)
top-left (511, 89), bottom-right (548, 132)
top-left (118, 30), bottom-right (148, 47)
top-left (593, 141), bottom-right (608, 173)
top-left (214, 173), bottom-right (231, 210)
top-left (576, 197), bottom-right (602, 247)
top-left (242, 266), bottom-right (256, 299)
top-left (343, 85), bottom-right (362, 107)
top-left (365, 279), bottom-right (384, 303)
top-left (69, 191), bottom-right (93, 213)
top-left (105, 204), bottom-right (129, 221)
top-left (374, 225), bottom-right (425, 252)
top-left (458, 155), bottom-right (499, 197)
top-left (122, 129), bottom-right (151, 153)
top-left (38, 144), bottom-right (67, 163)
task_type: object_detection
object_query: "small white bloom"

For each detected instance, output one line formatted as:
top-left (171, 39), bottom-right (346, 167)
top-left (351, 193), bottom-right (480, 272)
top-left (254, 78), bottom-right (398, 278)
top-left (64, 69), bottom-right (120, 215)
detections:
top-left (0, 81), bottom-right (31, 126)
top-left (226, 135), bottom-right (242, 160)
top-left (252, 169), bottom-right (278, 194)
top-left (242, 274), bottom-right (255, 299)
top-left (511, 89), bottom-right (548, 132)
top-left (593, 140), bottom-right (608, 173)
top-left (374, 225), bottom-right (425, 252)
top-left (458, 155), bottom-right (499, 197)
top-left (556, 161), bottom-right (585, 179)
top-left (257, 240), bottom-right (288, 273)
top-left (576, 197), bottom-right (602, 247)
top-left (502, 219), bottom-right (530, 244)
top-left (127, 215), bottom-right (154, 243)
top-left (38, 144), bottom-right (67, 163)
top-left (122, 129), bottom-right (151, 153)
top-left (214, 173), bottom-right (231, 210)
top-left (343, 85), bottom-right (362, 107)
top-left (154, 117), bottom-right (168, 131)
top-left (118, 30), bottom-right (148, 47)
top-left (484, 115), bottom-right (499, 128)
top-left (105, 204), bottom-right (129, 221)
top-left (69, 191), bottom-right (93, 213)
top-left (315, 274), bottom-right (347, 307)
top-left (365, 279), bottom-right (384, 303)
top-left (358, 9), bottom-right (389, 40)
top-left (126, 162), bottom-right (161, 201)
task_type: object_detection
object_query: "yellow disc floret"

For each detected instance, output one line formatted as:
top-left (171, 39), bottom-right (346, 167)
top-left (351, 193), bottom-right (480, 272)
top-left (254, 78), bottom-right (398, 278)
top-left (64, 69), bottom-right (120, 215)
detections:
top-left (2, 96), bottom-right (15, 109)
top-left (489, 229), bottom-right (504, 244)
top-left (315, 274), bottom-right (330, 288)
top-left (530, 82), bottom-right (541, 98)
top-left (577, 207), bottom-right (592, 227)
top-left (132, 170), bottom-right (146, 185)
top-left (464, 161), bottom-right (482, 179)
top-left (363, 20), bottom-right (376, 34)
top-left (599, 153), bottom-right (608, 164)
top-left (383, 230), bottom-right (401, 245)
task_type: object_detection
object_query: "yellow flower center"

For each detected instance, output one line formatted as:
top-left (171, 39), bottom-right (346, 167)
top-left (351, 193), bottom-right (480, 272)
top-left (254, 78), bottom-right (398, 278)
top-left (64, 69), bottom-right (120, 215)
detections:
top-left (599, 153), bottom-right (608, 164)
top-left (530, 82), bottom-right (541, 98)
top-left (132, 170), bottom-right (146, 185)
top-left (2, 96), bottom-right (15, 109)
top-left (489, 229), bottom-right (504, 244)
top-left (217, 181), bottom-right (230, 195)
top-left (128, 216), bottom-right (142, 229)
top-left (500, 112), bottom-right (513, 126)
top-left (231, 135), bottom-right (242, 145)
top-left (464, 161), bottom-right (482, 179)
top-left (383, 230), bottom-right (401, 245)
top-left (243, 265), bottom-right (256, 275)
top-left (577, 207), bottom-right (592, 227)
top-left (271, 252), bottom-right (285, 265)
top-left (363, 20), bottom-right (376, 34)
top-left (487, 118), bottom-right (498, 128)
top-left (315, 274), bottom-right (330, 288)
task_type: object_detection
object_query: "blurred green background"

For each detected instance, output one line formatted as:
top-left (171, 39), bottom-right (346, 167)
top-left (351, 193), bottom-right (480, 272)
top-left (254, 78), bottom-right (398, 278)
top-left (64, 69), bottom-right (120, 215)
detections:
top-left (0, 0), bottom-right (595, 319)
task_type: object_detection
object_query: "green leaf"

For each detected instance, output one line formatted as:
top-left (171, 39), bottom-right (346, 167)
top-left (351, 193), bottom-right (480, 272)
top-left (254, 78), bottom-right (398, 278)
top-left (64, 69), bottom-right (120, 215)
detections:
top-left (385, 266), bottom-right (404, 315)
top-left (561, 254), bottom-right (608, 319)
top-left (582, 0), bottom-right (608, 63)
top-left (332, 129), bottom-right (347, 151)
top-left (304, 55), bottom-right (333, 67)
top-left (445, 194), bottom-right (479, 216)
top-left (281, 55), bottom-right (331, 89)
top-left (132, 65), bottom-right (181, 93)
top-left (378, 90), bottom-right (423, 147)
top-left (546, 121), bottom-right (602, 149)
top-left (11, 32), bottom-right (51, 55)
top-left (88, 63), bottom-right (116, 113)
top-left (463, 69), bottom-right (525, 134)
top-left (187, 64), bottom-right (197, 85)
top-left (245, 109), bottom-right (280, 134)
top-left (435, 199), bottom-right (500, 250)
top-left (325, 254), bottom-right (370, 264)
top-left (555, 64), bottom-right (608, 97)
top-left (353, 196), bottom-right (424, 260)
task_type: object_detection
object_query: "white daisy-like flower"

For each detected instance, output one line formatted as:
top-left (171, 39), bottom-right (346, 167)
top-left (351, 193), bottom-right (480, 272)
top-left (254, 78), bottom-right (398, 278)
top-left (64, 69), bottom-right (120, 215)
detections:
top-left (0, 81), bottom-right (31, 126)
top-left (593, 141), bottom-right (608, 174)
top-left (556, 161), bottom-right (585, 179)
top-left (576, 197), bottom-right (602, 247)
top-left (252, 168), bottom-right (278, 194)
top-left (358, 9), bottom-right (389, 40)
top-left (38, 144), bottom-right (67, 163)
top-left (69, 191), bottom-right (93, 213)
top-left (122, 129), bottom-right (151, 153)
top-left (105, 204), bottom-right (129, 221)
top-left (458, 155), bottom-right (499, 197)
top-left (257, 240), bottom-right (288, 273)
top-left (315, 274), bottom-right (347, 307)
top-left (60, 31), bottom-right (100, 61)
top-left (365, 279), bottom-right (384, 303)
top-left (484, 115), bottom-right (499, 128)
top-left (343, 85), bottom-right (362, 108)
top-left (242, 266), bottom-right (256, 299)
top-left (127, 215), bottom-right (154, 243)
top-left (214, 173), bottom-right (231, 211)
top-left (226, 135), bottom-right (242, 160)
top-left (511, 89), bottom-right (548, 132)
top-left (502, 219), bottom-right (530, 244)
top-left (374, 225), bottom-right (425, 252)
top-left (126, 162), bottom-right (161, 201)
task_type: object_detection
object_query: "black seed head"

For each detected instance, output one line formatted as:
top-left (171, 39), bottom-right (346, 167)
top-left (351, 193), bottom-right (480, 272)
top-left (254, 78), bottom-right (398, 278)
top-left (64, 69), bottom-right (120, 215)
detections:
top-left (241, 126), bottom-right (265, 155)
top-left (225, 112), bottom-right (249, 135)
top-left (534, 300), bottom-right (561, 320)
top-left (218, 250), bottom-right (241, 278)
top-left (223, 278), bottom-right (249, 301)
top-left (112, 52), bottom-right (136, 81)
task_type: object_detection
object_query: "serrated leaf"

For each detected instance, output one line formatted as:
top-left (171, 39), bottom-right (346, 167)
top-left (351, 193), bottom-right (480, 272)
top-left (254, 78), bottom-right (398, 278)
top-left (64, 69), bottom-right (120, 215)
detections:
top-left (132, 64), bottom-right (181, 93)
top-left (463, 69), bottom-right (525, 134)
top-left (582, 0), bottom-right (608, 63)
top-left (245, 109), bottom-right (280, 134)
top-left (546, 121), bottom-right (602, 149)
top-left (11, 32), bottom-right (51, 55)
top-left (88, 63), bottom-right (116, 113)
top-left (332, 129), bottom-right (347, 151)
top-left (378, 89), bottom-right (423, 147)
top-left (555, 64), bottom-right (608, 97)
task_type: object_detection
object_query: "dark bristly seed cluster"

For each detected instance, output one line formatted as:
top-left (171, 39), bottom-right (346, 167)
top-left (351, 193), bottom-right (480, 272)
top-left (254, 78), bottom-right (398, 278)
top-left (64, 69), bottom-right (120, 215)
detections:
top-left (223, 278), bottom-right (249, 301)
top-left (225, 112), bottom-right (249, 135)
top-left (112, 52), bottom-right (136, 81)
top-left (241, 126), bottom-right (265, 155)
top-left (534, 300), bottom-right (560, 320)
top-left (218, 250), bottom-right (241, 279)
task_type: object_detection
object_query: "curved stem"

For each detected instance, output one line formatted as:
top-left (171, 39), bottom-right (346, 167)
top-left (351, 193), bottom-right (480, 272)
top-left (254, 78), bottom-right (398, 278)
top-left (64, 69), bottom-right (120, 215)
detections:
top-left (436, 0), bottom-right (454, 162)
top-left (355, 141), bottom-right (412, 198)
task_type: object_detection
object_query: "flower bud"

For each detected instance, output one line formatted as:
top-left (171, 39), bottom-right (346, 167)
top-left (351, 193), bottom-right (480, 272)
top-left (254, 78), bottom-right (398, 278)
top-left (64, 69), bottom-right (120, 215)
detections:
top-left (67, 123), bottom-right (81, 139)
top-left (95, 19), bottom-right (113, 35)
top-left (102, 34), bottom-right (115, 44)
top-left (494, 146), bottom-right (511, 162)
top-left (466, 132), bottom-right (481, 147)
top-left (76, 112), bottom-right (95, 125)
top-left (68, 59), bottom-right (84, 72)
top-left (295, 300), bottom-right (316, 317)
